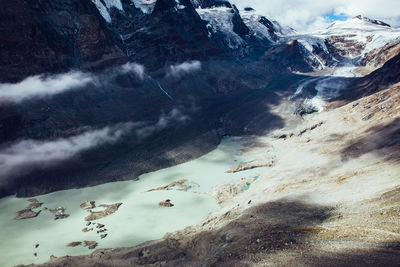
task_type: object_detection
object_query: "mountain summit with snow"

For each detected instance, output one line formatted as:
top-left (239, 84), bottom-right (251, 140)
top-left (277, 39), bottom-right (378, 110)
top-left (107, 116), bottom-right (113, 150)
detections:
top-left (280, 15), bottom-right (400, 70)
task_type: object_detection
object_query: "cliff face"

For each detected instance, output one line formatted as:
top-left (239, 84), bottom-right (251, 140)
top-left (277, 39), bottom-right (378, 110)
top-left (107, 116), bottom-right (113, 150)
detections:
top-left (0, 0), bottom-right (128, 82)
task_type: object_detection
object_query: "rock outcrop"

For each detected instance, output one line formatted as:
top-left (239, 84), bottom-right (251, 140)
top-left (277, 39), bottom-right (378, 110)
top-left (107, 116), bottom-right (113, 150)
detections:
top-left (67, 242), bottom-right (82, 247)
top-left (158, 199), bottom-right (174, 207)
top-left (14, 209), bottom-right (41, 220)
top-left (147, 179), bottom-right (199, 192)
top-left (83, 241), bottom-right (98, 250)
top-left (80, 201), bottom-right (96, 210)
top-left (84, 203), bottom-right (122, 221)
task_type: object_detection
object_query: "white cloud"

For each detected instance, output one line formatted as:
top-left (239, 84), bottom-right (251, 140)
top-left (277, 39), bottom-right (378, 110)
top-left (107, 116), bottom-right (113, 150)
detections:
top-left (230, 0), bottom-right (400, 32)
top-left (119, 62), bottom-right (146, 80)
top-left (0, 71), bottom-right (94, 104)
top-left (135, 108), bottom-right (189, 140)
top-left (0, 108), bottom-right (189, 181)
top-left (0, 62), bottom-right (147, 105)
top-left (0, 122), bottom-right (136, 180)
top-left (167, 61), bottom-right (202, 78)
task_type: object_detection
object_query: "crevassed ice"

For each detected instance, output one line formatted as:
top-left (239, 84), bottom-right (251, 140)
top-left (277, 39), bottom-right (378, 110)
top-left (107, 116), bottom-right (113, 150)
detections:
top-left (130, 0), bottom-right (157, 14)
top-left (91, 0), bottom-right (157, 23)
top-left (196, 7), bottom-right (244, 50)
top-left (91, 0), bottom-right (112, 23)
top-left (240, 11), bottom-right (275, 42)
top-left (104, 0), bottom-right (123, 10)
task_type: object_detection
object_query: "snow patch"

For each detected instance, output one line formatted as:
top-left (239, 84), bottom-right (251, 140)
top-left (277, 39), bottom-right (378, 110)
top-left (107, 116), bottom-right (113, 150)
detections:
top-left (92, 0), bottom-right (157, 23)
top-left (104, 0), bottom-right (123, 10)
top-left (281, 16), bottom-right (400, 69)
top-left (130, 0), bottom-right (157, 14)
top-left (196, 7), bottom-right (244, 49)
top-left (313, 17), bottom-right (400, 57)
top-left (240, 11), bottom-right (275, 42)
top-left (91, 0), bottom-right (112, 23)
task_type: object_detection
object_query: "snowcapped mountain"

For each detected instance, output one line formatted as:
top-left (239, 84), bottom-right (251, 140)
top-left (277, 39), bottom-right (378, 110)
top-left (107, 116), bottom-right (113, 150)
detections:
top-left (282, 15), bottom-right (400, 70)
top-left (90, 0), bottom-right (282, 56)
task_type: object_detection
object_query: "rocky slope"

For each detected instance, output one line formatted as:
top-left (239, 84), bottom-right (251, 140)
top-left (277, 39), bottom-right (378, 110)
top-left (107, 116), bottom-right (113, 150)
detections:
top-left (28, 47), bottom-right (400, 267)
top-left (357, 40), bottom-right (400, 75)
top-left (338, 51), bottom-right (400, 101)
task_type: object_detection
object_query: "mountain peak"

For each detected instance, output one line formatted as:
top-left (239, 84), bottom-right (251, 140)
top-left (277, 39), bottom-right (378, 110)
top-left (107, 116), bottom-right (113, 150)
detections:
top-left (354, 15), bottom-right (391, 27)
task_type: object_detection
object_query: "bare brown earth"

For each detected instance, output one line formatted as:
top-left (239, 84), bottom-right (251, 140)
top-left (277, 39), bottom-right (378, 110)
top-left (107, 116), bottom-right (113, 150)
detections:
top-left (27, 83), bottom-right (400, 266)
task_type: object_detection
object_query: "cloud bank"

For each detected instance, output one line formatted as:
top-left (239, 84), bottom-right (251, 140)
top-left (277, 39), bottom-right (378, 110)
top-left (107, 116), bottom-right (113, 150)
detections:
top-left (231, 0), bottom-right (400, 32)
top-left (0, 71), bottom-right (94, 104)
top-left (167, 61), bottom-right (202, 78)
top-left (0, 122), bottom-right (135, 181)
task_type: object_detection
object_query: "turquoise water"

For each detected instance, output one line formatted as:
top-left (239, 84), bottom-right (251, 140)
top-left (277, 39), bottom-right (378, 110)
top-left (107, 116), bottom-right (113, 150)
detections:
top-left (0, 137), bottom-right (265, 266)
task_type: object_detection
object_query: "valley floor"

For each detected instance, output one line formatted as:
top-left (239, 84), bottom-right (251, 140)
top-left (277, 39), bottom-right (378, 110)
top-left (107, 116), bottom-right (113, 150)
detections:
top-left (30, 82), bottom-right (400, 266)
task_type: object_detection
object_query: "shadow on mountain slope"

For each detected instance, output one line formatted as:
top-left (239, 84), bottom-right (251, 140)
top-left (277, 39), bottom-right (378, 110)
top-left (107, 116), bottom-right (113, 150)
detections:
top-left (335, 52), bottom-right (400, 103)
top-left (341, 118), bottom-right (400, 162)
top-left (32, 198), bottom-right (334, 266)
top-left (31, 197), bottom-right (400, 267)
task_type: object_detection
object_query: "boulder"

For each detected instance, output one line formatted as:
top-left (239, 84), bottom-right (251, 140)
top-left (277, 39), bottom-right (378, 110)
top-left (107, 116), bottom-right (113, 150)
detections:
top-left (159, 199), bottom-right (174, 207)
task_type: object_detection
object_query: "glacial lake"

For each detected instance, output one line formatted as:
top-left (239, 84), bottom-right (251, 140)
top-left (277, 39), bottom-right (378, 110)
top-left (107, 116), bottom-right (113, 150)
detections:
top-left (0, 137), bottom-right (264, 266)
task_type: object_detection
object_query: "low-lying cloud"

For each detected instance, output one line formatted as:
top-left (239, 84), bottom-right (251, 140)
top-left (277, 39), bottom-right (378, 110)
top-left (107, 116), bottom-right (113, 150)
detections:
top-left (167, 61), bottom-right (202, 78)
top-left (0, 71), bottom-right (94, 104)
top-left (0, 107), bottom-right (190, 181)
top-left (119, 62), bottom-right (146, 80)
top-left (135, 108), bottom-right (189, 140)
top-left (0, 122), bottom-right (136, 181)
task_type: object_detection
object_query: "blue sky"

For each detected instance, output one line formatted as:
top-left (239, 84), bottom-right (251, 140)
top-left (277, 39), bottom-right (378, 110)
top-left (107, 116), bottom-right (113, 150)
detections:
top-left (324, 11), bottom-right (348, 23)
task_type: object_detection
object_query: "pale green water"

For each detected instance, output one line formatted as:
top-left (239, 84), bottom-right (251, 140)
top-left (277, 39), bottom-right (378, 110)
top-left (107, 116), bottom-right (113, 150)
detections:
top-left (0, 137), bottom-right (264, 266)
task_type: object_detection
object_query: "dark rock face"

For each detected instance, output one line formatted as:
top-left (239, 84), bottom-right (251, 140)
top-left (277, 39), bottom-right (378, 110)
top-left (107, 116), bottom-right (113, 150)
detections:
top-left (263, 40), bottom-right (316, 73)
top-left (123, 0), bottom-right (223, 69)
top-left (231, 5), bottom-right (250, 36)
top-left (258, 16), bottom-right (279, 41)
top-left (0, 0), bottom-right (127, 82)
